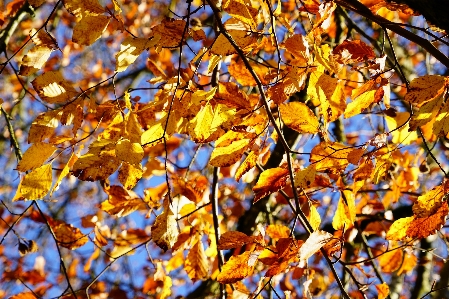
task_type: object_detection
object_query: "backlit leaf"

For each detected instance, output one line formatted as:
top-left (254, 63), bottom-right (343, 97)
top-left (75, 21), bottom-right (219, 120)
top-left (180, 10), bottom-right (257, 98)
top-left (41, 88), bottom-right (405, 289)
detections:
top-left (48, 218), bottom-right (88, 250)
top-left (266, 224), bottom-right (290, 240)
top-left (333, 40), bottom-right (376, 64)
top-left (332, 190), bottom-right (356, 230)
top-left (20, 164), bottom-right (53, 200)
top-left (210, 138), bottom-right (251, 167)
top-left (218, 231), bottom-right (256, 250)
top-left (32, 71), bottom-right (78, 104)
top-left (294, 165), bottom-right (316, 188)
top-left (101, 185), bottom-right (146, 217)
top-left (72, 15), bottom-right (110, 46)
top-left (279, 102), bottom-right (320, 133)
top-left (235, 151), bottom-right (258, 181)
top-left (376, 283), bottom-right (390, 299)
top-left (386, 217), bottom-right (414, 241)
top-left (407, 202), bottom-right (449, 239)
top-left (116, 139), bottom-right (144, 165)
top-left (299, 230), bottom-right (333, 262)
top-left (223, 0), bottom-right (258, 29)
top-left (184, 236), bottom-right (208, 282)
top-left (404, 75), bottom-right (447, 105)
top-left (310, 142), bottom-right (351, 173)
top-left (253, 168), bottom-right (289, 202)
top-left (412, 181), bottom-right (448, 217)
top-left (17, 143), bottom-right (56, 172)
top-left (344, 90), bottom-right (376, 118)
top-left (118, 162), bottom-right (143, 190)
top-left (152, 198), bottom-right (179, 252)
top-left (116, 36), bottom-right (159, 72)
top-left (385, 112), bottom-right (417, 145)
top-left (210, 19), bottom-right (257, 56)
top-left (379, 245), bottom-right (403, 273)
top-left (217, 251), bottom-right (256, 284)
top-left (151, 18), bottom-right (187, 48)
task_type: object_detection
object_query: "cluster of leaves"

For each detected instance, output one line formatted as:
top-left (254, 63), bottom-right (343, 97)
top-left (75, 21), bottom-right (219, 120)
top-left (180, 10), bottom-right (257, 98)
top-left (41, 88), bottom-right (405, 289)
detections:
top-left (2, 0), bottom-right (449, 298)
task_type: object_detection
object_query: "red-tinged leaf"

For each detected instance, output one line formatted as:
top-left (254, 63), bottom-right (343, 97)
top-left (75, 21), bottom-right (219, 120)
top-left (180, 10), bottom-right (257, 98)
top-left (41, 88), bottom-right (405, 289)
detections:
top-left (333, 40), bottom-right (376, 64)
top-left (376, 283), bottom-right (390, 299)
top-left (9, 292), bottom-right (38, 299)
top-left (404, 75), bottom-right (447, 106)
top-left (265, 238), bottom-right (302, 277)
top-left (218, 231), bottom-right (256, 250)
top-left (407, 202), bottom-right (449, 239)
top-left (217, 251), bottom-right (257, 284)
top-left (47, 218), bottom-right (88, 250)
top-left (253, 168), bottom-right (289, 202)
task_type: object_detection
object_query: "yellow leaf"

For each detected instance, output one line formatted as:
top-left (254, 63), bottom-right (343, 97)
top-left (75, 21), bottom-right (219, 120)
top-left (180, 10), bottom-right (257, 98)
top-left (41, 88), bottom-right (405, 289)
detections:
top-left (188, 103), bottom-right (214, 142)
top-left (64, 0), bottom-right (105, 18)
top-left (332, 190), bottom-right (356, 230)
top-left (386, 217), bottom-right (414, 241)
top-left (433, 99), bottom-right (449, 136)
top-left (160, 276), bottom-right (172, 299)
top-left (151, 19), bottom-right (187, 48)
top-left (235, 151), bottom-right (258, 181)
top-left (309, 205), bottom-right (321, 231)
top-left (223, 0), bottom-right (258, 29)
top-left (217, 251), bottom-right (256, 284)
top-left (20, 164), bottom-right (53, 200)
top-left (344, 90), bottom-right (376, 118)
top-left (28, 110), bottom-right (60, 143)
top-left (298, 230), bottom-right (333, 262)
top-left (17, 143), bottom-right (56, 172)
top-left (115, 36), bottom-right (160, 72)
top-left (409, 95), bottom-right (443, 130)
top-left (207, 54), bottom-right (222, 74)
top-left (294, 165), bottom-right (316, 188)
top-left (32, 71), bottom-right (78, 104)
top-left (210, 138), bottom-right (251, 167)
top-left (253, 167), bottom-right (289, 202)
top-left (152, 198), bottom-right (179, 252)
top-left (118, 162), bottom-right (143, 190)
top-left (19, 46), bottom-right (53, 76)
top-left (385, 112), bottom-right (417, 145)
top-left (307, 71), bottom-right (346, 123)
top-left (210, 19), bottom-right (257, 56)
top-left (50, 150), bottom-right (79, 196)
top-left (379, 245), bottom-right (403, 273)
top-left (413, 182), bottom-right (448, 218)
top-left (111, 228), bottom-right (149, 257)
top-left (310, 142), bottom-right (351, 173)
top-left (218, 231), bottom-right (256, 249)
top-left (404, 75), bottom-right (447, 106)
top-left (72, 140), bottom-right (120, 181)
top-left (376, 283), bottom-right (390, 299)
top-left (279, 102), bottom-right (319, 133)
top-left (191, 87), bottom-right (217, 105)
top-left (72, 15), bottom-right (110, 46)
top-left (184, 236), bottom-right (208, 282)
top-left (116, 139), bottom-right (144, 165)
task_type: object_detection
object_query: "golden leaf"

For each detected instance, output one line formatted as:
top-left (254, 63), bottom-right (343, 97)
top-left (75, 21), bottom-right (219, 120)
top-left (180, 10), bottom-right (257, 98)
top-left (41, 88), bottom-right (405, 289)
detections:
top-left (385, 112), bottom-right (417, 145)
top-left (404, 75), bottom-right (447, 106)
top-left (279, 102), bottom-right (320, 133)
top-left (111, 228), bottom-right (149, 257)
top-left (118, 162), bottom-right (143, 190)
top-left (307, 71), bottom-right (346, 123)
top-left (19, 46), bottom-right (53, 76)
top-left (266, 224), bottom-right (290, 240)
top-left (386, 217), bottom-right (414, 241)
top-left (282, 34), bottom-right (310, 64)
top-left (344, 90), bottom-right (376, 118)
top-left (50, 151), bottom-right (79, 196)
top-left (28, 110), bottom-right (60, 143)
top-left (235, 151), bottom-right (258, 181)
top-left (49, 218), bottom-right (88, 250)
top-left (218, 231), bottom-right (256, 250)
top-left (332, 190), bottom-right (356, 230)
top-left (20, 164), bottom-right (53, 200)
top-left (228, 58), bottom-right (268, 86)
top-left (116, 36), bottom-right (160, 72)
top-left (72, 15), bottom-right (110, 45)
top-left (407, 202), bottom-right (449, 239)
top-left (294, 164), bottom-right (317, 188)
top-left (379, 246), bottom-right (403, 273)
top-left (151, 19), bottom-right (187, 48)
top-left (116, 139), bottom-right (144, 165)
top-left (210, 138), bottom-right (251, 167)
top-left (101, 185), bottom-right (146, 216)
top-left (72, 140), bottom-right (121, 181)
top-left (310, 142), bottom-right (351, 173)
top-left (217, 251), bottom-right (257, 284)
top-left (210, 19), bottom-right (257, 56)
top-left (184, 236), bottom-right (208, 282)
top-left (151, 198), bottom-right (179, 252)
top-left (64, 0), bottom-right (105, 18)
top-left (376, 283), bottom-right (390, 299)
top-left (32, 71), bottom-right (78, 104)
top-left (223, 0), bottom-right (258, 29)
top-left (433, 99), bottom-right (449, 136)
top-left (253, 167), bottom-right (289, 202)
top-left (409, 95), bottom-right (443, 131)
top-left (9, 292), bottom-right (37, 299)
top-left (17, 142), bottom-right (56, 172)
top-left (60, 98), bottom-right (84, 135)
top-left (309, 205), bottom-right (321, 231)
top-left (412, 182), bottom-right (448, 218)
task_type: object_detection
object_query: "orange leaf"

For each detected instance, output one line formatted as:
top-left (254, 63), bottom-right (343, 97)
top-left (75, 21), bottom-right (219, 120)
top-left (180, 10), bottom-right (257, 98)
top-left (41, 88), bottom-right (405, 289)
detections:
top-left (404, 75), bottom-right (447, 106)
top-left (253, 168), bottom-right (289, 202)
top-left (48, 218), bottom-right (88, 250)
top-left (378, 246), bottom-right (403, 273)
top-left (333, 40), bottom-right (376, 64)
top-left (265, 238), bottom-right (302, 277)
top-left (279, 102), bottom-right (320, 133)
top-left (407, 202), bottom-right (449, 239)
top-left (185, 237), bottom-right (208, 282)
top-left (266, 224), bottom-right (291, 240)
top-left (310, 142), bottom-right (351, 173)
top-left (217, 251), bottom-right (257, 284)
top-left (376, 283), bottom-right (390, 299)
top-left (235, 151), bottom-right (258, 181)
top-left (218, 231), bottom-right (256, 250)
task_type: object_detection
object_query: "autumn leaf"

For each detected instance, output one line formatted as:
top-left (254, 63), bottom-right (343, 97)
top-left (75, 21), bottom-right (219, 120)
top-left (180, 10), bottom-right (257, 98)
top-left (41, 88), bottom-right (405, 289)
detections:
top-left (222, 0), bottom-right (258, 29)
top-left (266, 224), bottom-right (290, 240)
top-left (407, 202), bottom-right (449, 239)
top-left (19, 164), bottom-right (53, 200)
top-left (210, 19), bottom-right (258, 56)
top-left (151, 198), bottom-right (179, 252)
top-left (210, 136), bottom-right (252, 167)
top-left (184, 236), bottom-right (208, 282)
top-left (279, 102), bottom-right (320, 133)
top-left (48, 218), bottom-right (88, 250)
top-left (310, 142), bottom-right (351, 173)
top-left (378, 246), bottom-right (403, 273)
top-left (32, 71), bottom-right (78, 104)
top-left (218, 231), bottom-right (256, 250)
top-left (333, 40), bottom-right (376, 64)
top-left (265, 238), bottom-right (302, 277)
top-left (253, 168), bottom-right (289, 202)
top-left (386, 216), bottom-right (414, 241)
top-left (72, 15), bottom-right (110, 46)
top-left (101, 185), bottom-right (146, 217)
top-left (17, 143), bottom-right (56, 172)
top-left (235, 151), bottom-right (258, 181)
top-left (376, 283), bottom-right (390, 299)
top-left (332, 190), bottom-right (356, 230)
top-left (298, 230), bottom-right (333, 262)
top-left (116, 36), bottom-right (160, 72)
top-left (217, 251), bottom-right (257, 284)
top-left (19, 29), bottom-right (56, 76)
top-left (404, 75), bottom-right (447, 106)
top-left (294, 165), bottom-right (317, 189)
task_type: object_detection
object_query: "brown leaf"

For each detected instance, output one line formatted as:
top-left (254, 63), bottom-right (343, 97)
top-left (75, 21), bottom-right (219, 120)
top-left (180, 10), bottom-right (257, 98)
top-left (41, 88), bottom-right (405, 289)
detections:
top-left (151, 198), bottom-right (179, 252)
top-left (184, 237), bottom-right (208, 282)
top-left (253, 168), bottom-right (289, 202)
top-left (218, 231), bottom-right (255, 250)
top-left (217, 251), bottom-right (257, 284)
top-left (333, 40), bottom-right (376, 64)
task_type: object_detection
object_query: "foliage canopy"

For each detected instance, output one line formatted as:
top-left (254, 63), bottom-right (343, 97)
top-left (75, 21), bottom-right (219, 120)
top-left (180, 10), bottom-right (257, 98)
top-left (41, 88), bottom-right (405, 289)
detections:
top-left (2, 0), bottom-right (449, 298)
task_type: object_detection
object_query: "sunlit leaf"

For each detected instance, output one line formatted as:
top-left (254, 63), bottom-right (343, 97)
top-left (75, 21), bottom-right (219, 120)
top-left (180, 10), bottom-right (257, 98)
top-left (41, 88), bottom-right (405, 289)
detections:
top-left (310, 142), bottom-right (351, 173)
top-left (333, 40), bottom-right (376, 64)
top-left (404, 75), bottom-right (447, 105)
top-left (294, 165), bottom-right (317, 189)
top-left (32, 71), bottom-right (78, 104)
top-left (218, 231), bottom-right (256, 250)
top-left (210, 19), bottom-right (257, 56)
top-left (279, 102), bottom-right (320, 133)
top-left (235, 151), bottom-right (258, 181)
top-left (116, 36), bottom-right (159, 72)
top-left (48, 218), bottom-right (88, 250)
top-left (20, 164), bottom-right (53, 200)
top-left (298, 230), bottom-right (333, 262)
top-left (210, 138), bottom-right (252, 167)
top-left (217, 251), bottom-right (257, 284)
top-left (101, 185), bottom-right (146, 216)
top-left (253, 167), bottom-right (289, 202)
top-left (385, 112), bottom-right (417, 145)
top-left (17, 143), bottom-right (56, 172)
top-left (184, 236), bottom-right (208, 282)
top-left (223, 0), bottom-right (258, 29)
top-left (152, 198), bottom-right (179, 252)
